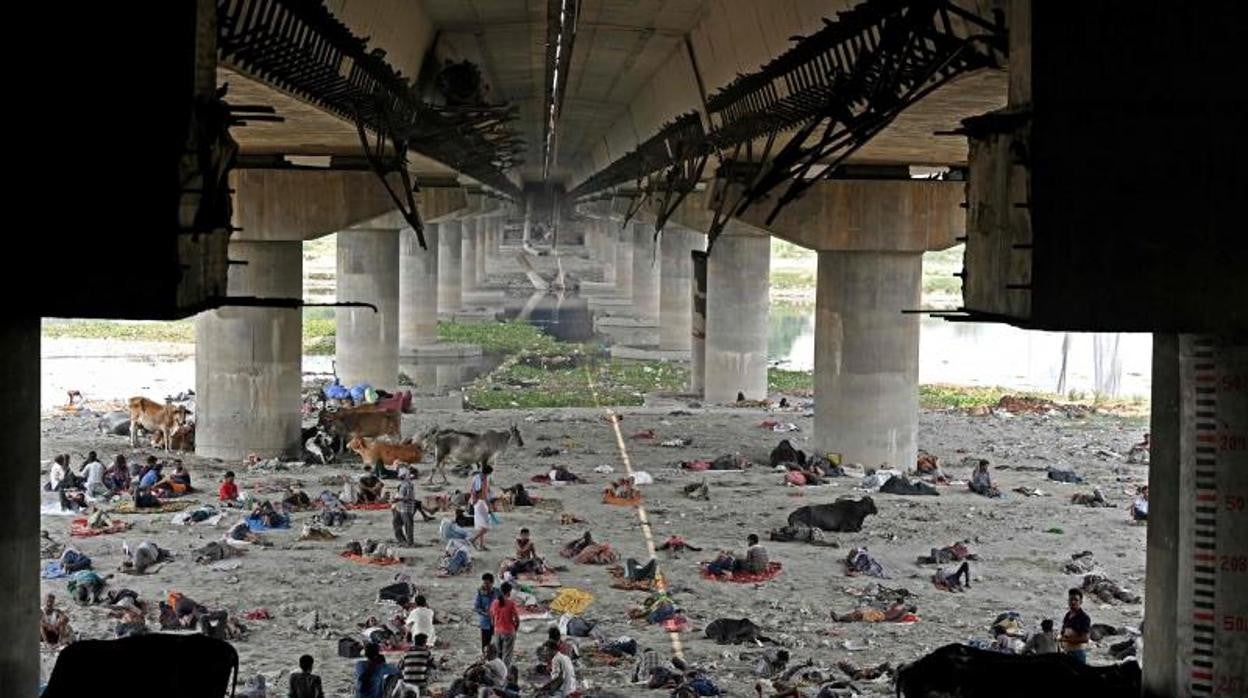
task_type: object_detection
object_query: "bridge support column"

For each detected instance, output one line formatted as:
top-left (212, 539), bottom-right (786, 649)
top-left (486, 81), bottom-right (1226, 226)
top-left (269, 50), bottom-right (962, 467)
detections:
top-left (461, 219), bottom-right (479, 295)
top-left (705, 225), bottom-right (770, 403)
top-left (813, 250), bottom-right (921, 468)
top-left (600, 221), bottom-right (617, 284)
top-left (196, 240), bottom-right (302, 458)
top-left (475, 220), bottom-right (488, 286)
top-left (336, 228), bottom-right (399, 389)
top-left (437, 220), bottom-right (463, 312)
top-left (660, 227), bottom-right (704, 353)
top-left (1144, 334), bottom-right (1248, 698)
top-left (399, 224), bottom-right (439, 353)
top-left (690, 251), bottom-right (708, 395)
top-left (614, 223), bottom-right (633, 298)
top-left (632, 223), bottom-right (660, 323)
top-left (0, 315), bottom-right (38, 693)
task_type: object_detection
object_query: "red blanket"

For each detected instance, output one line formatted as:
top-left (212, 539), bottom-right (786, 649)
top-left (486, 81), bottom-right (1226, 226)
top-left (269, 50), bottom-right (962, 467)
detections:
top-left (339, 551), bottom-right (401, 566)
top-left (700, 561), bottom-right (783, 584)
top-left (70, 517), bottom-right (129, 537)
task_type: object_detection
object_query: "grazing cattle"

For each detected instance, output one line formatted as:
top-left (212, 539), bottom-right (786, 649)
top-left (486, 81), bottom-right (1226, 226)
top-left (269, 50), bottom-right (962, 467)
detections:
top-left (895, 643), bottom-right (1140, 698)
top-left (44, 633), bottom-right (238, 698)
top-left (422, 425), bottom-right (523, 484)
top-left (151, 423), bottom-right (195, 451)
top-left (347, 435), bottom-right (424, 466)
top-left (318, 406), bottom-right (401, 442)
top-left (704, 618), bottom-right (773, 645)
top-left (788, 497), bottom-right (878, 532)
top-left (128, 397), bottom-right (188, 453)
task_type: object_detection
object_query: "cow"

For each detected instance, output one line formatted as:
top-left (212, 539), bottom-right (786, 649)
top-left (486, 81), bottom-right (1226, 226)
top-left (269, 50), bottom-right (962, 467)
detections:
top-left (44, 633), bottom-right (238, 698)
top-left (318, 406), bottom-right (401, 444)
top-left (347, 435), bottom-right (424, 467)
top-left (895, 643), bottom-right (1140, 698)
top-left (151, 423), bottom-right (195, 451)
top-left (422, 425), bottom-right (523, 484)
top-left (128, 397), bottom-right (188, 453)
top-left (787, 497), bottom-right (878, 532)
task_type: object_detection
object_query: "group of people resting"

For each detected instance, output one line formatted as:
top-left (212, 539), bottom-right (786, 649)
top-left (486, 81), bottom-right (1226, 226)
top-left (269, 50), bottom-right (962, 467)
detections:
top-left (48, 452), bottom-right (195, 512)
top-left (703, 534), bottom-right (770, 578)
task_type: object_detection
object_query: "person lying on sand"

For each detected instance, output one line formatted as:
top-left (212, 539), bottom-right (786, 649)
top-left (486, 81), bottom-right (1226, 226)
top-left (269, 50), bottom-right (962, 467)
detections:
top-left (121, 540), bottom-right (172, 574)
top-left (931, 562), bottom-right (971, 592)
top-left (831, 601), bottom-right (914, 623)
top-left (227, 518), bottom-right (264, 545)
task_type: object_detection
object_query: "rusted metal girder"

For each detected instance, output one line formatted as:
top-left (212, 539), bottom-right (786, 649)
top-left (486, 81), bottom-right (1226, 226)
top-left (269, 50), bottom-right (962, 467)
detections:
top-left (570, 0), bottom-right (1005, 252)
top-left (216, 0), bottom-right (524, 249)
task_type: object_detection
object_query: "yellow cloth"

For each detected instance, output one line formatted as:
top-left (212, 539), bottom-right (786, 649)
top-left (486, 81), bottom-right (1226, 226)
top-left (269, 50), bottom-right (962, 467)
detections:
top-left (549, 587), bottom-right (594, 616)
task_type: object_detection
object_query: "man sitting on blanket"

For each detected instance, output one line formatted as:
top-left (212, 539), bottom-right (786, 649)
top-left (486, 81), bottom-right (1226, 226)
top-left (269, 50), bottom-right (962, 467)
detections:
top-left (604, 477), bottom-right (639, 500)
top-left (152, 461), bottom-right (193, 497)
top-left (506, 528), bottom-right (547, 578)
top-left (356, 467), bottom-right (386, 503)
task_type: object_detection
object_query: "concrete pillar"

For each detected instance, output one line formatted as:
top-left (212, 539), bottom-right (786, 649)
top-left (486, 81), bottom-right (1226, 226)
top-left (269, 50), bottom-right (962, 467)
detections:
top-left (614, 223), bottom-right (633, 298)
top-left (632, 223), bottom-right (661, 322)
top-left (600, 221), bottom-right (617, 284)
top-left (437, 220), bottom-right (463, 312)
top-left (475, 220), bottom-right (488, 285)
top-left (461, 219), bottom-right (478, 294)
top-left (399, 224), bottom-right (439, 354)
top-left (690, 250), bottom-right (708, 395)
top-left (812, 251), bottom-right (922, 469)
top-left (704, 227), bottom-right (770, 403)
top-left (336, 228), bottom-right (399, 389)
top-left (0, 315), bottom-right (38, 693)
top-left (196, 240), bottom-right (302, 458)
top-left (660, 227), bottom-right (704, 351)
top-left (1143, 334), bottom-right (1248, 698)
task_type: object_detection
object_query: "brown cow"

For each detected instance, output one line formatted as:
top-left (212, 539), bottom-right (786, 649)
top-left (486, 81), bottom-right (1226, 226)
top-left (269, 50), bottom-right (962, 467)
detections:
top-left (128, 397), bottom-right (188, 453)
top-left (151, 423), bottom-right (195, 452)
top-left (347, 436), bottom-right (423, 467)
top-left (319, 407), bottom-right (401, 443)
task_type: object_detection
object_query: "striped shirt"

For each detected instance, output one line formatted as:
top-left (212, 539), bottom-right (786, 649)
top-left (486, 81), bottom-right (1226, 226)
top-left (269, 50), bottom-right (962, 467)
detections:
top-left (401, 646), bottom-right (434, 687)
top-left (396, 479), bottom-right (417, 514)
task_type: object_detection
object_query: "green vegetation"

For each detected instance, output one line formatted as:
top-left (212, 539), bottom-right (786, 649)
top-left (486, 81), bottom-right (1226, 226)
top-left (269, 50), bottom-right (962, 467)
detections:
top-left (465, 353), bottom-right (688, 409)
top-left (41, 319), bottom-right (195, 343)
top-left (769, 368), bottom-right (814, 395)
top-left (437, 320), bottom-right (561, 355)
top-left (770, 268), bottom-right (817, 291)
top-left (771, 238), bottom-right (815, 260)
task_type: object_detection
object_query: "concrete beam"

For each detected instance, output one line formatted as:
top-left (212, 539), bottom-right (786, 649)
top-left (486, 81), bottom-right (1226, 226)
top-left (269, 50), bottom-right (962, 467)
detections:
top-left (735, 180), bottom-right (965, 252)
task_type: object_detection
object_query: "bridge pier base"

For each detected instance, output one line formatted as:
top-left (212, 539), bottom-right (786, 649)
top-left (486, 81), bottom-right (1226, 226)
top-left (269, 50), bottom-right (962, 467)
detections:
top-left (336, 228), bottom-right (399, 389)
top-left (614, 224), bottom-right (633, 299)
top-left (631, 222), bottom-right (660, 324)
top-left (461, 219), bottom-right (479, 295)
top-left (704, 225), bottom-right (770, 403)
top-left (195, 240), bottom-right (303, 459)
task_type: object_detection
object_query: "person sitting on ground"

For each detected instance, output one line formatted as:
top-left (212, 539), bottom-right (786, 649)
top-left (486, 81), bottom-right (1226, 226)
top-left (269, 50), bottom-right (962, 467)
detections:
top-left (506, 527), bottom-right (546, 577)
top-left (59, 546), bottom-right (92, 573)
top-left (1127, 433), bottom-right (1150, 463)
top-left (1023, 619), bottom-right (1060, 655)
top-left (1131, 485), bottom-right (1149, 522)
top-left (357, 468), bottom-right (386, 503)
top-left (77, 451), bottom-right (108, 497)
top-left (47, 454), bottom-right (71, 492)
top-left (152, 461), bottom-right (193, 497)
top-left (931, 561), bottom-right (971, 592)
top-left (289, 654), bottom-right (325, 698)
top-left (440, 515), bottom-right (471, 542)
top-left (122, 540), bottom-right (172, 574)
top-left (132, 486), bottom-right (161, 509)
top-left (282, 485), bottom-right (313, 510)
top-left (354, 642), bottom-right (400, 698)
top-left (59, 487), bottom-right (88, 513)
top-left (538, 638), bottom-right (578, 697)
top-left (138, 462), bottom-right (162, 491)
top-left (67, 569), bottom-right (109, 605)
top-left (1060, 588), bottom-right (1092, 663)
top-left (549, 466), bottom-right (582, 483)
top-left (40, 593), bottom-right (72, 647)
top-left (218, 471), bottom-right (239, 504)
top-left (104, 455), bottom-right (131, 494)
top-left (440, 538), bottom-right (474, 576)
top-left (968, 460), bottom-right (1001, 498)
top-left (405, 595), bottom-right (436, 646)
top-left (401, 633), bottom-right (436, 693)
top-left (738, 534), bottom-right (770, 574)
top-left (845, 547), bottom-right (887, 578)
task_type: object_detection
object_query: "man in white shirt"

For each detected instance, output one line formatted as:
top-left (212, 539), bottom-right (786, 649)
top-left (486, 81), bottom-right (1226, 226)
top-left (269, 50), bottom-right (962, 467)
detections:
top-left (405, 594), bottom-right (436, 646)
top-left (80, 452), bottom-right (107, 497)
top-left (539, 640), bottom-right (577, 697)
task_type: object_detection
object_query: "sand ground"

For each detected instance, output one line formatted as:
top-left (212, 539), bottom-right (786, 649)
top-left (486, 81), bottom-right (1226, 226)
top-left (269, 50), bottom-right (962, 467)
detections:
top-left (38, 397), bottom-right (1149, 696)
